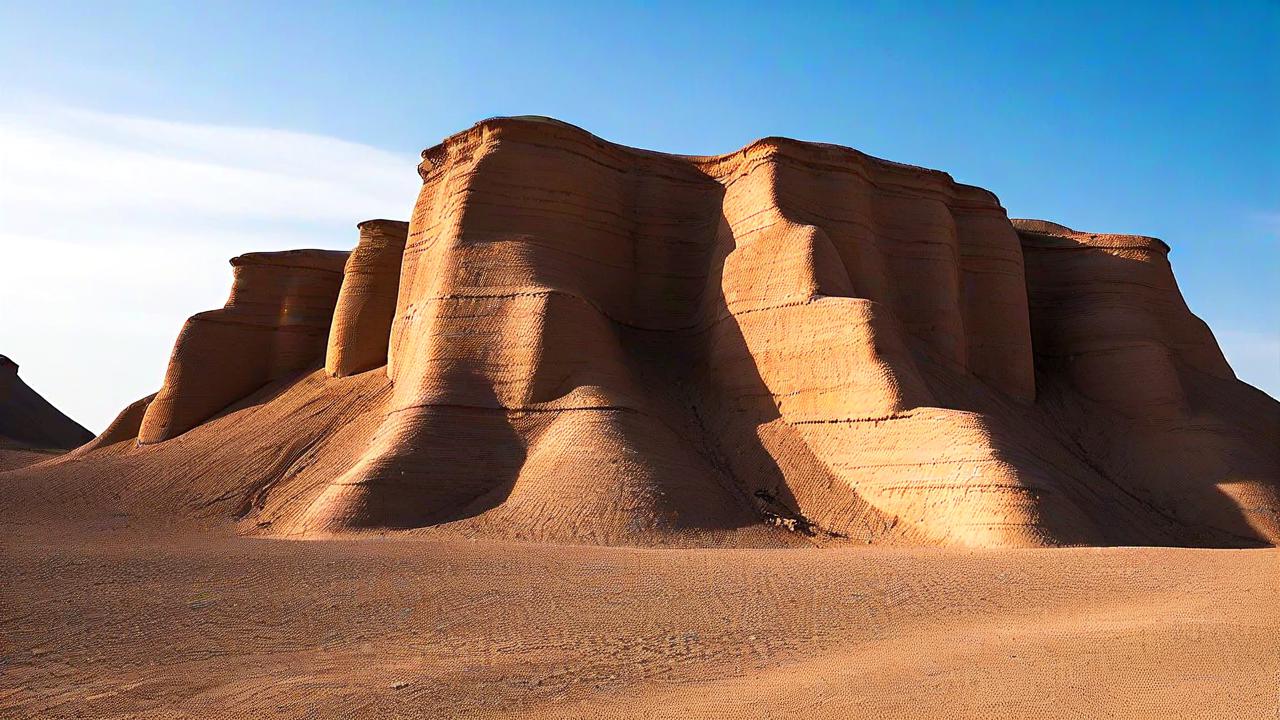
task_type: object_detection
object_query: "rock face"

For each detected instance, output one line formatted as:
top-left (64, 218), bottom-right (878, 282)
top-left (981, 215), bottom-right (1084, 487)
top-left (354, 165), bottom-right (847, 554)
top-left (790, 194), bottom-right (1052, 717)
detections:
top-left (325, 220), bottom-right (409, 377)
top-left (10, 117), bottom-right (1278, 548)
top-left (1017, 220), bottom-right (1231, 418)
top-left (137, 250), bottom-right (348, 443)
top-left (0, 355), bottom-right (94, 469)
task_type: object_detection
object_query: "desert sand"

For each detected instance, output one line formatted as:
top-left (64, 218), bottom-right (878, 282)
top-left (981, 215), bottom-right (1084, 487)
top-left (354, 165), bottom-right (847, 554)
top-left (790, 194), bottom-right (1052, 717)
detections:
top-left (2, 117), bottom-right (1277, 718)
top-left (3, 526), bottom-right (1276, 718)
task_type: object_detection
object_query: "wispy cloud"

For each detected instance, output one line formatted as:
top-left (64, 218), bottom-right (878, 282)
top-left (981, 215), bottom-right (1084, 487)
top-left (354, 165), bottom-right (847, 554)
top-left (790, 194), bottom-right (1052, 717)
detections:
top-left (0, 105), bottom-right (418, 430)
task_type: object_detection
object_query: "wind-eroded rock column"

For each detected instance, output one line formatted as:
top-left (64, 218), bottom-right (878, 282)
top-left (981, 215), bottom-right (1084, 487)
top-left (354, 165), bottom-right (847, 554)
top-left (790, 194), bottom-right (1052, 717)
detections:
top-left (325, 220), bottom-right (409, 377)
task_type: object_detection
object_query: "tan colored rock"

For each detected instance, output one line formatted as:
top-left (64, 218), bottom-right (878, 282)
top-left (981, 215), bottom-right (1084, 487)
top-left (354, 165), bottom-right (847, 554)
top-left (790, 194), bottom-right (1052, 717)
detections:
top-left (12, 117), bottom-right (1276, 549)
top-left (1016, 219), bottom-right (1278, 542)
top-left (138, 250), bottom-right (348, 443)
top-left (74, 393), bottom-right (155, 453)
top-left (297, 119), bottom-right (1076, 546)
top-left (1016, 219), bottom-right (1230, 418)
top-left (325, 220), bottom-right (408, 377)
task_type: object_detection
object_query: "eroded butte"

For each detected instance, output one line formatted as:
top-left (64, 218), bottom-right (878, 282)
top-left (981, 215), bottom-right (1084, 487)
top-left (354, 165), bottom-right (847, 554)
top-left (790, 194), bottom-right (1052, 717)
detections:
top-left (5, 117), bottom-right (1277, 549)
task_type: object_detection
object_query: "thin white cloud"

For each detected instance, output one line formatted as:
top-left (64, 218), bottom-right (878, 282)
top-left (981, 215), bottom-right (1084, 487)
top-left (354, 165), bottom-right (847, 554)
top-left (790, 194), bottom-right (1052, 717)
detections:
top-left (0, 106), bottom-right (418, 431)
top-left (1, 107), bottom-right (411, 225)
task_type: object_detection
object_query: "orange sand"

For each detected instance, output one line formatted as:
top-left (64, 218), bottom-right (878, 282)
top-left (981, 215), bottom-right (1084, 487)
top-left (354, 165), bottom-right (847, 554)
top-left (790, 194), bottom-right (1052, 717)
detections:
top-left (2, 526), bottom-right (1275, 718)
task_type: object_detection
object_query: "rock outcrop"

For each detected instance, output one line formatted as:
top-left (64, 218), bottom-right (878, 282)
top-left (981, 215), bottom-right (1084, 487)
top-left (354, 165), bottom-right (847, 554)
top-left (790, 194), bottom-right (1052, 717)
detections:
top-left (326, 220), bottom-right (409, 377)
top-left (7, 117), bottom-right (1277, 548)
top-left (1017, 219), bottom-right (1231, 418)
top-left (137, 250), bottom-right (348, 443)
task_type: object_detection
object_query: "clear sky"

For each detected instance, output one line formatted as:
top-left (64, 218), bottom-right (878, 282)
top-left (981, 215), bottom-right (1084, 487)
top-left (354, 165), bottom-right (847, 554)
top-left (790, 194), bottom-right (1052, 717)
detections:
top-left (1, 1), bottom-right (1276, 430)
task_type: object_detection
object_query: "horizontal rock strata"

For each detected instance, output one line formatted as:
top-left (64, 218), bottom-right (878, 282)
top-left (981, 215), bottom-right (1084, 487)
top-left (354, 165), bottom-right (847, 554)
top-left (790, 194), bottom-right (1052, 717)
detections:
top-left (20, 117), bottom-right (1276, 549)
top-left (138, 250), bottom-right (348, 443)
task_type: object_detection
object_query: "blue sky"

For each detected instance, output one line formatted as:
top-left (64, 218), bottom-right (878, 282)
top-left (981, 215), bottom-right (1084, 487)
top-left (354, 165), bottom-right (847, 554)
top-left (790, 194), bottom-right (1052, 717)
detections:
top-left (1, 1), bottom-right (1276, 429)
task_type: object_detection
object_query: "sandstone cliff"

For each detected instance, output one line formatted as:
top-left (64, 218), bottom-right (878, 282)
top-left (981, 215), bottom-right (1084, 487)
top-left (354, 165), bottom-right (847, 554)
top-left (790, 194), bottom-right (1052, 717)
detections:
top-left (5, 117), bottom-right (1276, 548)
top-left (138, 250), bottom-right (349, 443)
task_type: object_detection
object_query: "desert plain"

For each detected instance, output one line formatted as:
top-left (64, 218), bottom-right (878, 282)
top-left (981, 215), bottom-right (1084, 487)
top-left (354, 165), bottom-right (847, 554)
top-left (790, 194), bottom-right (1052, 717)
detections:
top-left (2, 524), bottom-right (1277, 718)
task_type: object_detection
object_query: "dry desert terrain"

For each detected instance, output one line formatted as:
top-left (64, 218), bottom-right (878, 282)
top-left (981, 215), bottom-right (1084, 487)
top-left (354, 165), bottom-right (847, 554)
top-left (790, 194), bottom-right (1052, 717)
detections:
top-left (3, 117), bottom-right (1277, 718)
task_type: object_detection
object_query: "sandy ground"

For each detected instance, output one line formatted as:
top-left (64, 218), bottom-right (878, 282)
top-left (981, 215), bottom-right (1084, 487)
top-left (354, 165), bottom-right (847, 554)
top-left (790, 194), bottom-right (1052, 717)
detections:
top-left (2, 524), bottom-right (1276, 719)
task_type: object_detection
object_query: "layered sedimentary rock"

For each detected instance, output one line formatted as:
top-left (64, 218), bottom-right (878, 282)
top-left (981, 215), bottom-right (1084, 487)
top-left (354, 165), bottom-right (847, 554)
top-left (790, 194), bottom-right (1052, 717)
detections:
top-left (1017, 220), bottom-right (1231, 418)
top-left (73, 393), bottom-right (155, 454)
top-left (137, 250), bottom-right (348, 443)
top-left (293, 119), bottom-right (1103, 546)
top-left (14, 117), bottom-right (1277, 549)
top-left (326, 220), bottom-right (409, 377)
top-left (1016, 220), bottom-right (1280, 543)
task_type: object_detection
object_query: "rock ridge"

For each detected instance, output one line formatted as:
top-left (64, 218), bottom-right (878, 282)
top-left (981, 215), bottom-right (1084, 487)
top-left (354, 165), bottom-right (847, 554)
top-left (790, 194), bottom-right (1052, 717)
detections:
top-left (8, 117), bottom-right (1276, 549)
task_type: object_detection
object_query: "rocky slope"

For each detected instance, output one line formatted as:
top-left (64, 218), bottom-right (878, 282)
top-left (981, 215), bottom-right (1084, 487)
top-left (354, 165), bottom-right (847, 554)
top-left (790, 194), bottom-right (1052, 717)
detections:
top-left (0, 355), bottom-right (94, 470)
top-left (5, 117), bottom-right (1276, 548)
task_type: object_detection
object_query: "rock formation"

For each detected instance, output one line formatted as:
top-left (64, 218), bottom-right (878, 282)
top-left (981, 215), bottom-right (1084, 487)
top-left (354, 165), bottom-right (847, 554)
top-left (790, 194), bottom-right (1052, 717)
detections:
top-left (137, 250), bottom-right (348, 443)
top-left (325, 220), bottom-right (409, 377)
top-left (0, 355), bottom-right (94, 469)
top-left (5, 117), bottom-right (1276, 548)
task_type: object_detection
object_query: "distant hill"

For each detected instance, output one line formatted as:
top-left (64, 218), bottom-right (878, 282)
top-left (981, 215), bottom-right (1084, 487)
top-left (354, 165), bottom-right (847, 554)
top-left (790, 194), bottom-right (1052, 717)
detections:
top-left (0, 355), bottom-right (93, 469)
